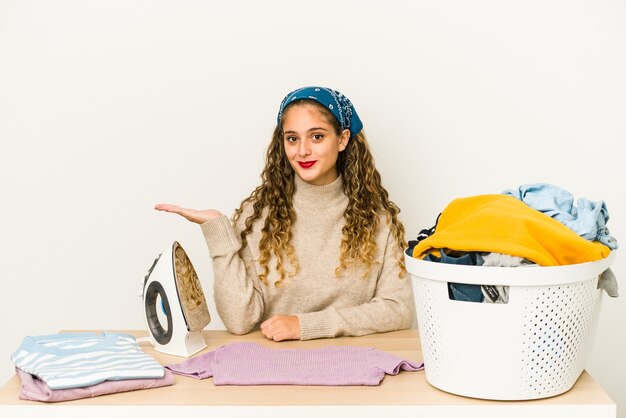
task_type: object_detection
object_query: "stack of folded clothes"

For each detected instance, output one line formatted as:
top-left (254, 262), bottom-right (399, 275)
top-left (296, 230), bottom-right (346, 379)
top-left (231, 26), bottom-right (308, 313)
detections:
top-left (10, 332), bottom-right (174, 402)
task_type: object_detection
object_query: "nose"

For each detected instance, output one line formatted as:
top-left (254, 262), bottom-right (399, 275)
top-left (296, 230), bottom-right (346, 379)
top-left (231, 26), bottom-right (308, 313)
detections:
top-left (297, 139), bottom-right (311, 157)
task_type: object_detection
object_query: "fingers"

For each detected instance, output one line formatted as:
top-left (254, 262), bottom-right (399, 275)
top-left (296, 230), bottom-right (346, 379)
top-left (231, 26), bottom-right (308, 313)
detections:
top-left (260, 317), bottom-right (281, 341)
top-left (154, 203), bottom-right (183, 214)
top-left (261, 326), bottom-right (284, 341)
top-left (260, 315), bottom-right (300, 342)
top-left (260, 316), bottom-right (279, 331)
top-left (260, 317), bottom-right (273, 337)
top-left (154, 204), bottom-right (194, 221)
top-left (271, 332), bottom-right (286, 342)
top-left (262, 328), bottom-right (286, 342)
top-left (155, 204), bottom-right (221, 224)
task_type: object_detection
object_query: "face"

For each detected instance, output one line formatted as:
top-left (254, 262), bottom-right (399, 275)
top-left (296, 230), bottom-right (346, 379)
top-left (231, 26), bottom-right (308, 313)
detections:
top-left (282, 103), bottom-right (350, 186)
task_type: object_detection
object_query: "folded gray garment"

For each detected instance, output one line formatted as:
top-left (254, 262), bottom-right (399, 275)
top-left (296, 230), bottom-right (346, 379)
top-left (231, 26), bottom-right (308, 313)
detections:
top-left (16, 368), bottom-right (175, 402)
top-left (599, 268), bottom-right (619, 297)
top-left (480, 253), bottom-right (535, 268)
top-left (480, 253), bottom-right (536, 304)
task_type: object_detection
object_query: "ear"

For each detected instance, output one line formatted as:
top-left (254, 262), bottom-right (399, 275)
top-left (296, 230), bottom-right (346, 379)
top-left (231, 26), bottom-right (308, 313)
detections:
top-left (338, 129), bottom-right (350, 152)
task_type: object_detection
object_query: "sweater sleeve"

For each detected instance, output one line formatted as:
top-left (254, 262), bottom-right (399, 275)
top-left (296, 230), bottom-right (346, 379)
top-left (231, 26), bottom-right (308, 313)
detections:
top-left (200, 214), bottom-right (265, 335)
top-left (296, 229), bottom-right (416, 340)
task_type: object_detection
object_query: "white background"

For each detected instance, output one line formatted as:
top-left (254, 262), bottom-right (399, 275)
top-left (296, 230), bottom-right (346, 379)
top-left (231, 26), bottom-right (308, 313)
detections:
top-left (1, 0), bottom-right (625, 414)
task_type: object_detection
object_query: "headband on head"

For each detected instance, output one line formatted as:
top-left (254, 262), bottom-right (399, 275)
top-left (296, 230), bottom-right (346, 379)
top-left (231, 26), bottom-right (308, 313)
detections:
top-left (276, 86), bottom-right (363, 137)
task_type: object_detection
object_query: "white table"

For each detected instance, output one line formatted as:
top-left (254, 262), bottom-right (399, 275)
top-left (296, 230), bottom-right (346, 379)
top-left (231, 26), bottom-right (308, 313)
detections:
top-left (0, 329), bottom-right (616, 418)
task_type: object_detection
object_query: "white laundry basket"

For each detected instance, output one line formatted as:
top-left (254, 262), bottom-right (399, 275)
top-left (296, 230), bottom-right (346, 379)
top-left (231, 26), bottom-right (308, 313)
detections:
top-left (405, 251), bottom-right (615, 400)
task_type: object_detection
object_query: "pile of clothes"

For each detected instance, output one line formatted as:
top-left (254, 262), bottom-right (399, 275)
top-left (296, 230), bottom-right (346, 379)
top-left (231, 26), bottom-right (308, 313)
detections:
top-left (407, 184), bottom-right (618, 303)
top-left (10, 332), bottom-right (173, 402)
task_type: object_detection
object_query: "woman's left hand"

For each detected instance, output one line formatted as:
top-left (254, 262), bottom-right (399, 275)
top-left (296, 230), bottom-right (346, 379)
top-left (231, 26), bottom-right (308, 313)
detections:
top-left (260, 315), bottom-right (301, 341)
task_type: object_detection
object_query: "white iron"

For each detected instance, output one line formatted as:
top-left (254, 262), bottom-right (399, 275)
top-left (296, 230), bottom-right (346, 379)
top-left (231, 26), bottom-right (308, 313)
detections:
top-left (142, 241), bottom-right (211, 357)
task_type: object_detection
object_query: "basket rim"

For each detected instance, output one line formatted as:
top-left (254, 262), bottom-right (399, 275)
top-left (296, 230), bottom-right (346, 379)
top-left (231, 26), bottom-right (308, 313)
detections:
top-left (404, 251), bottom-right (616, 286)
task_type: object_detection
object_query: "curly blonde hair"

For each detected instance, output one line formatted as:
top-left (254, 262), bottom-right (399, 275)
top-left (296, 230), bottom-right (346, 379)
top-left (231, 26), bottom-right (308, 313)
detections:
top-left (232, 100), bottom-right (407, 286)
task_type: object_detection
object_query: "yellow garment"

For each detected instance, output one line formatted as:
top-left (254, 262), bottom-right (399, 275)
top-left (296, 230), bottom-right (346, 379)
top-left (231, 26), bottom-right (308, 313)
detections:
top-left (412, 194), bottom-right (610, 266)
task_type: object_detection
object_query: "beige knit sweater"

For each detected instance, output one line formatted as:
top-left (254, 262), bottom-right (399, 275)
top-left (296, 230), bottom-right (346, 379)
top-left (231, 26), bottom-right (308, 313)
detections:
top-left (200, 175), bottom-right (416, 340)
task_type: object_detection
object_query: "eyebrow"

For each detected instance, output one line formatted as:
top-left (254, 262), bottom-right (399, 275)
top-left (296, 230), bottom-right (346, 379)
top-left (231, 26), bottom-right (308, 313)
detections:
top-left (283, 127), bottom-right (329, 134)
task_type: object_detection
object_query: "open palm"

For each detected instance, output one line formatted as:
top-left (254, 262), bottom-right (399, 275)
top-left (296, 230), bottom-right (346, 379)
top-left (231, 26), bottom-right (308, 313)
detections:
top-left (154, 204), bottom-right (222, 224)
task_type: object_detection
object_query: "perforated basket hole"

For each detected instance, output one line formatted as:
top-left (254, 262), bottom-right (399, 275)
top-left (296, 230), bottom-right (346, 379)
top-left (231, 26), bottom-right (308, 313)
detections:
top-left (521, 279), bottom-right (602, 397)
top-left (414, 279), bottom-right (443, 382)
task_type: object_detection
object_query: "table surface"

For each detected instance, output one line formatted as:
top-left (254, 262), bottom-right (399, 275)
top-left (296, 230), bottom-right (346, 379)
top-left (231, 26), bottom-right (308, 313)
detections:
top-left (0, 329), bottom-right (616, 418)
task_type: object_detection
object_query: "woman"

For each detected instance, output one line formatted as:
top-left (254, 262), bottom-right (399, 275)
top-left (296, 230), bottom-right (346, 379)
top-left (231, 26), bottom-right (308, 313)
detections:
top-left (155, 86), bottom-right (415, 341)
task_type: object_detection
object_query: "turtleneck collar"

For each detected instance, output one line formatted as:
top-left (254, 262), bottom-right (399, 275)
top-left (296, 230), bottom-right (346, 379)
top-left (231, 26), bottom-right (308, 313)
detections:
top-left (293, 174), bottom-right (347, 211)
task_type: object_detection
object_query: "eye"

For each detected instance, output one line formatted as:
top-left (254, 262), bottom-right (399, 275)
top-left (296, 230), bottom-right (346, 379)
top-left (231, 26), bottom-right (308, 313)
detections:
top-left (312, 134), bottom-right (324, 141)
top-left (285, 136), bottom-right (298, 143)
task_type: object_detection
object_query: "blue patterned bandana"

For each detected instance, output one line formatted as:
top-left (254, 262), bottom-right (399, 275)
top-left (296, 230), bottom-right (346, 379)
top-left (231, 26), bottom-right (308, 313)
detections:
top-left (277, 86), bottom-right (363, 137)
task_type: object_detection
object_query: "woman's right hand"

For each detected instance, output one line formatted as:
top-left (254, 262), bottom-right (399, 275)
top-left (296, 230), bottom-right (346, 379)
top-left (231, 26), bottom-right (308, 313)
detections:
top-left (154, 204), bottom-right (223, 224)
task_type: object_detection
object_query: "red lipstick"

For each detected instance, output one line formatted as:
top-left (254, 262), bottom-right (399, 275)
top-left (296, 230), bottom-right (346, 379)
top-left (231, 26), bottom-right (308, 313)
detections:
top-left (298, 161), bottom-right (317, 168)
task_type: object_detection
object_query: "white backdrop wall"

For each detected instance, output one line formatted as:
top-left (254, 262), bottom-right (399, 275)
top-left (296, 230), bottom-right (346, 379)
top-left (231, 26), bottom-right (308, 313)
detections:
top-left (1, 0), bottom-right (625, 413)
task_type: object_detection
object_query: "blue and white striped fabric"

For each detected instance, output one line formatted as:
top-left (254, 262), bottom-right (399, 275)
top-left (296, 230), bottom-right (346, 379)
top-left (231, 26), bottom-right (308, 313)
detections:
top-left (11, 332), bottom-right (164, 390)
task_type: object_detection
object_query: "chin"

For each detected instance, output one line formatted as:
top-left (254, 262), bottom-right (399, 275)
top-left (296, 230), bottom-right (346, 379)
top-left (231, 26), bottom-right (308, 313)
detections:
top-left (298, 174), bottom-right (318, 184)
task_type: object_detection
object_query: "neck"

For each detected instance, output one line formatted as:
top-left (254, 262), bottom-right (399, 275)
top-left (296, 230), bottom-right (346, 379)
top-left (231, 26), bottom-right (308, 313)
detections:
top-left (293, 174), bottom-right (346, 211)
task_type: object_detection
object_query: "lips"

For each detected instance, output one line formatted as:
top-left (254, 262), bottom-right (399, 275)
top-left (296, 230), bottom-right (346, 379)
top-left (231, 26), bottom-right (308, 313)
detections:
top-left (298, 161), bottom-right (317, 168)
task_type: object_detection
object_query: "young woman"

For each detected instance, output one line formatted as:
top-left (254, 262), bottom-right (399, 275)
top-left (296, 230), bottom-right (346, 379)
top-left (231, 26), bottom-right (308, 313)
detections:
top-left (155, 86), bottom-right (415, 341)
